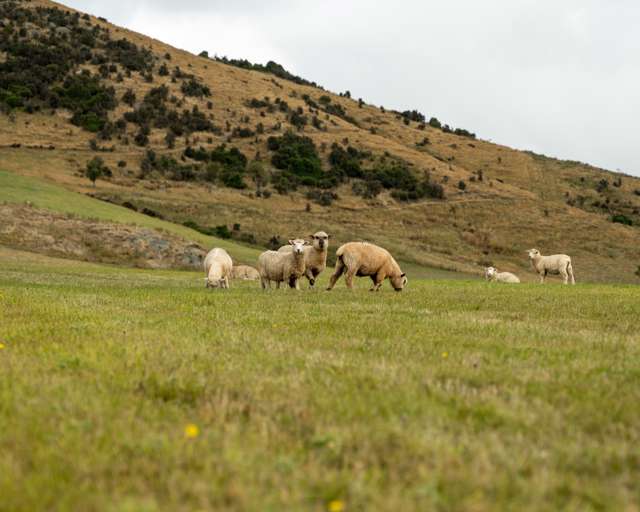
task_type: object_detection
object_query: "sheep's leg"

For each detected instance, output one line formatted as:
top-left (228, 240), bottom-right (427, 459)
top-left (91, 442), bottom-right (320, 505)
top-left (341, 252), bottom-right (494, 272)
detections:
top-left (306, 269), bottom-right (316, 288)
top-left (539, 271), bottom-right (546, 284)
top-left (373, 271), bottom-right (385, 292)
top-left (327, 259), bottom-right (345, 291)
top-left (560, 269), bottom-right (569, 285)
top-left (345, 268), bottom-right (357, 289)
top-left (567, 263), bottom-right (576, 285)
top-left (261, 277), bottom-right (269, 290)
top-left (224, 277), bottom-right (230, 289)
top-left (369, 275), bottom-right (377, 291)
top-left (276, 280), bottom-right (281, 290)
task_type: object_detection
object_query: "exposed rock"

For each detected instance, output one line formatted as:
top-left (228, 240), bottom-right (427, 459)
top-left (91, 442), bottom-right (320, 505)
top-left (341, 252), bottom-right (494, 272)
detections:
top-left (0, 204), bottom-right (206, 269)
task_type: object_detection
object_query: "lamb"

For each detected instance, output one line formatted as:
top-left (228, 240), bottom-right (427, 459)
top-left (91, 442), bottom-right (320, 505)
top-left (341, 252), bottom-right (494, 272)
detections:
top-left (204, 247), bottom-right (233, 289)
top-left (527, 249), bottom-right (575, 285)
top-left (326, 242), bottom-right (407, 291)
top-left (258, 239), bottom-right (308, 290)
top-left (278, 231), bottom-right (329, 288)
top-left (485, 266), bottom-right (520, 284)
top-left (231, 265), bottom-right (260, 281)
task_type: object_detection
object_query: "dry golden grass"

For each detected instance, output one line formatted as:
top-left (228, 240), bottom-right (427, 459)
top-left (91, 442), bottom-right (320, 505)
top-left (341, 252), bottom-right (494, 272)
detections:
top-left (1, 0), bottom-right (640, 282)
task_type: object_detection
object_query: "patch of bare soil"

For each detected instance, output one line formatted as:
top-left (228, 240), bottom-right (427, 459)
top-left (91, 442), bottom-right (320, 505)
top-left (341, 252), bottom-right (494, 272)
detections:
top-left (0, 204), bottom-right (205, 269)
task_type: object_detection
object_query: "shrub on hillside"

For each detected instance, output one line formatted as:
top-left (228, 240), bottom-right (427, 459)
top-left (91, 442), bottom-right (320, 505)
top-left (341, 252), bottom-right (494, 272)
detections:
top-left (105, 38), bottom-right (154, 72)
top-left (85, 156), bottom-right (110, 186)
top-left (611, 214), bottom-right (633, 226)
top-left (55, 74), bottom-right (117, 132)
top-left (306, 189), bottom-right (338, 206)
top-left (328, 143), bottom-right (364, 179)
top-left (267, 132), bottom-right (323, 185)
top-left (180, 78), bottom-right (211, 98)
top-left (352, 179), bottom-right (383, 199)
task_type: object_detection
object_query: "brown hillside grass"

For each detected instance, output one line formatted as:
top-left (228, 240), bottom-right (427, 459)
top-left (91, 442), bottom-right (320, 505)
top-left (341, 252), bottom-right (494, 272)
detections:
top-left (1, 0), bottom-right (639, 282)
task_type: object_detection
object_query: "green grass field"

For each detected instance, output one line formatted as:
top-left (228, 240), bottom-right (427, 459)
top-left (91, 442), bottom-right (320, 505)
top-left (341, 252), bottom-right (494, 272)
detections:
top-left (1, 247), bottom-right (639, 511)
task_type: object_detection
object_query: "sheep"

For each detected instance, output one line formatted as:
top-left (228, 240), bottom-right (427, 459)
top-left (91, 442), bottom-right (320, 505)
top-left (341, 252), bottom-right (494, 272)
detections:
top-left (278, 230), bottom-right (329, 288)
top-left (258, 239), bottom-right (308, 290)
top-left (485, 266), bottom-right (520, 284)
top-left (326, 242), bottom-right (407, 292)
top-left (231, 265), bottom-right (260, 281)
top-left (204, 247), bottom-right (233, 289)
top-left (527, 248), bottom-right (575, 284)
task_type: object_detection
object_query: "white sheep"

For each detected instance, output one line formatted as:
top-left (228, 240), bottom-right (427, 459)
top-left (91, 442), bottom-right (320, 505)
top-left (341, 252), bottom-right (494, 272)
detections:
top-left (527, 249), bottom-right (575, 285)
top-left (203, 247), bottom-right (233, 289)
top-left (231, 265), bottom-right (260, 281)
top-left (278, 230), bottom-right (329, 288)
top-left (485, 266), bottom-right (520, 284)
top-left (326, 242), bottom-right (407, 291)
top-left (258, 239), bottom-right (308, 290)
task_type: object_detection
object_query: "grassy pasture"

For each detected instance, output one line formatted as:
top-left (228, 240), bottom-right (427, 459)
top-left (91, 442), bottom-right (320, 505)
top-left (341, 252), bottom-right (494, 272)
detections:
top-left (1, 248), bottom-right (639, 511)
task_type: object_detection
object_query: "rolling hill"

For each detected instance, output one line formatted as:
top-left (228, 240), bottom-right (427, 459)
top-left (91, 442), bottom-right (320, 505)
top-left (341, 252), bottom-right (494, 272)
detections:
top-left (1, 0), bottom-right (640, 282)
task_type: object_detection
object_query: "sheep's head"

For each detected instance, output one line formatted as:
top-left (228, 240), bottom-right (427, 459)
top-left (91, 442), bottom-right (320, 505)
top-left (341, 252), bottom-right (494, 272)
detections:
top-left (310, 231), bottom-right (329, 251)
top-left (289, 239), bottom-right (307, 255)
top-left (206, 277), bottom-right (226, 288)
top-left (390, 273), bottom-right (407, 291)
top-left (527, 249), bottom-right (540, 259)
top-left (485, 267), bottom-right (497, 280)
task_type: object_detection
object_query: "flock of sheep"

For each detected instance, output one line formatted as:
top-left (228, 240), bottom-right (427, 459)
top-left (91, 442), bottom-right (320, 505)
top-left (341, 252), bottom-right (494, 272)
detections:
top-left (204, 231), bottom-right (576, 290)
top-left (485, 249), bottom-right (576, 285)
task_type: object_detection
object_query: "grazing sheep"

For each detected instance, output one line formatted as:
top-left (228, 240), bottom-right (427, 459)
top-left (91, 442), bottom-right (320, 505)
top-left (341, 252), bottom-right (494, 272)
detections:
top-left (258, 239), bottom-right (308, 290)
top-left (485, 266), bottom-right (520, 284)
top-left (326, 242), bottom-right (407, 292)
top-left (527, 249), bottom-right (575, 285)
top-left (231, 265), bottom-right (260, 281)
top-left (204, 247), bottom-right (233, 289)
top-left (278, 231), bottom-right (329, 288)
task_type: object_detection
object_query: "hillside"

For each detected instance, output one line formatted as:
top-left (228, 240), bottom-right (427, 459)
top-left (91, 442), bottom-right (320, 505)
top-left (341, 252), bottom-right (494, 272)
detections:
top-left (1, 0), bottom-right (640, 282)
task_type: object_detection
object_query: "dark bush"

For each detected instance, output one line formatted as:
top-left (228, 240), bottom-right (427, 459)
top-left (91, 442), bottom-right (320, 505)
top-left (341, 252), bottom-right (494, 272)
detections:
top-left (180, 78), bottom-right (211, 98)
top-left (272, 171), bottom-right (299, 194)
top-left (268, 132), bottom-right (323, 183)
top-left (597, 179), bottom-right (609, 193)
top-left (402, 110), bottom-right (425, 123)
top-left (306, 189), bottom-right (338, 206)
top-left (105, 38), bottom-right (153, 72)
top-left (328, 143), bottom-right (364, 179)
top-left (611, 214), bottom-right (633, 226)
top-left (55, 74), bottom-right (116, 132)
top-left (220, 170), bottom-right (246, 189)
top-left (214, 225), bottom-right (232, 239)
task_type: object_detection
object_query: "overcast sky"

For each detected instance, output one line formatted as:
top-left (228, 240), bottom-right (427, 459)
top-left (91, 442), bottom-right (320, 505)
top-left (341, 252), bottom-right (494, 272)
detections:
top-left (63, 0), bottom-right (640, 176)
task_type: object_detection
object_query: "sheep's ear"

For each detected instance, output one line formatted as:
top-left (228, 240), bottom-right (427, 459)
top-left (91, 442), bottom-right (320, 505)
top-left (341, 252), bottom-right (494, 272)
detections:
top-left (288, 239), bottom-right (294, 245)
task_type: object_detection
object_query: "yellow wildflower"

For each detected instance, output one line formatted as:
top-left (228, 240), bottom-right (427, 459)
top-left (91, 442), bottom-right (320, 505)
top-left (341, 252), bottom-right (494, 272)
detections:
top-left (0, 343), bottom-right (5, 350)
top-left (184, 423), bottom-right (199, 439)
top-left (328, 500), bottom-right (345, 512)
top-left (441, 352), bottom-right (448, 358)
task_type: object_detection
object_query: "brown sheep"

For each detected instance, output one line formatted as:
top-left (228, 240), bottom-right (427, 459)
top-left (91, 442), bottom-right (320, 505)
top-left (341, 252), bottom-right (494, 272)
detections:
top-left (326, 242), bottom-right (407, 292)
